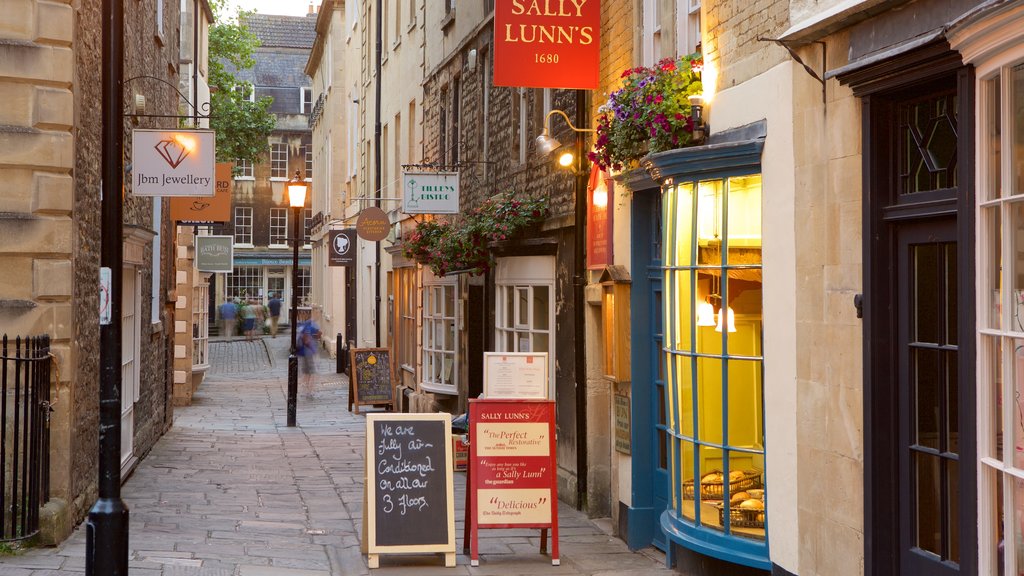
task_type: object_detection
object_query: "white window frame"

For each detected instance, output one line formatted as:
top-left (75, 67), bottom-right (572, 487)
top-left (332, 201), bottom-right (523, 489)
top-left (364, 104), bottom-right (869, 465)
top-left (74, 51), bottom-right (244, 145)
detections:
top-left (421, 275), bottom-right (459, 395)
top-left (236, 158), bottom-right (254, 179)
top-left (269, 207), bottom-right (289, 248)
top-left (233, 206), bottom-right (253, 247)
top-left (271, 142), bottom-right (289, 179)
top-left (192, 281), bottom-right (209, 369)
top-left (677, 0), bottom-right (701, 56)
top-left (495, 256), bottom-right (556, 398)
top-left (301, 87), bottom-right (313, 114)
top-left (305, 144), bottom-right (313, 180)
top-left (303, 208), bottom-right (313, 248)
top-left (226, 266), bottom-right (262, 300)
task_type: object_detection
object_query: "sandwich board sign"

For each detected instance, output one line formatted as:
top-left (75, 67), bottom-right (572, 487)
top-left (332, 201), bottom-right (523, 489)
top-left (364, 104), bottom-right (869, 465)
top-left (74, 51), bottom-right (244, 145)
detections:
top-left (132, 129), bottom-right (216, 196)
top-left (365, 413), bottom-right (456, 568)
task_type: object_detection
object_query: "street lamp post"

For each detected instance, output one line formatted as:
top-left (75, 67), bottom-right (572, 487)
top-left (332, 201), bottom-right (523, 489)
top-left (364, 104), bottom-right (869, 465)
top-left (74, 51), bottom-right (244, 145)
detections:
top-left (286, 171), bottom-right (307, 427)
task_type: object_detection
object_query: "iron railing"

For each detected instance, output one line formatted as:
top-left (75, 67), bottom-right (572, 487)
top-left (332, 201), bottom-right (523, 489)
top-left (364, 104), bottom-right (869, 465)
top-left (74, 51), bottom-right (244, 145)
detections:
top-left (1, 335), bottom-right (51, 542)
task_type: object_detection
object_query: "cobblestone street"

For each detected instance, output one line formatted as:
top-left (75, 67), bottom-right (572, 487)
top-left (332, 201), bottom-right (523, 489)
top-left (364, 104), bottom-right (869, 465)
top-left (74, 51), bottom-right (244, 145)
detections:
top-left (0, 336), bottom-right (674, 576)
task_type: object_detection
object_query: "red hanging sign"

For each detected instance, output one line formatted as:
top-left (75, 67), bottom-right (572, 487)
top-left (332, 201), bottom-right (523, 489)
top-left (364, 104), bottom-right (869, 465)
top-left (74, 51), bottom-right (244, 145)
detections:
top-left (468, 399), bottom-right (560, 566)
top-left (493, 0), bottom-right (601, 89)
top-left (587, 166), bottom-right (613, 269)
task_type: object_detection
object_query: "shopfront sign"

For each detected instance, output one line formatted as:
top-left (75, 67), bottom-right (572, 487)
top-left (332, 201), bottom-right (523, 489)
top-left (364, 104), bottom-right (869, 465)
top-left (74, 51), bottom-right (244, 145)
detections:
top-left (614, 394), bottom-right (630, 454)
top-left (170, 162), bottom-right (233, 223)
top-left (402, 171), bottom-right (459, 214)
top-left (587, 166), bottom-right (613, 269)
top-left (356, 207), bottom-right (390, 242)
top-left (468, 399), bottom-right (559, 566)
top-left (494, 0), bottom-right (601, 89)
top-left (195, 235), bottom-right (234, 273)
top-left (483, 352), bottom-right (548, 399)
top-left (328, 229), bottom-right (356, 267)
top-left (365, 413), bottom-right (456, 568)
top-left (132, 129), bottom-right (216, 196)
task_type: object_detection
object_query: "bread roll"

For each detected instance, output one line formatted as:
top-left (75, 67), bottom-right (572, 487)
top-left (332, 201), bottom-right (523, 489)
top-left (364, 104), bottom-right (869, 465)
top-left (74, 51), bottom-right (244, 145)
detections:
top-left (739, 499), bottom-right (764, 511)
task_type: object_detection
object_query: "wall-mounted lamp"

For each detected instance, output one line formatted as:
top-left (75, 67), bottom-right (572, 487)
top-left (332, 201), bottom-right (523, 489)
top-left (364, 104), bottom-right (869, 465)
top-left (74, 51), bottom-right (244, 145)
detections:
top-left (536, 109), bottom-right (595, 169)
top-left (689, 95), bottom-right (707, 143)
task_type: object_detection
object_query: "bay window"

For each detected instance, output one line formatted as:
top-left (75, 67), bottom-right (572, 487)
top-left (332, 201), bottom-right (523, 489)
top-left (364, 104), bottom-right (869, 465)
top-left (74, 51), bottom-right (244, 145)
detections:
top-left (422, 274), bottom-right (458, 394)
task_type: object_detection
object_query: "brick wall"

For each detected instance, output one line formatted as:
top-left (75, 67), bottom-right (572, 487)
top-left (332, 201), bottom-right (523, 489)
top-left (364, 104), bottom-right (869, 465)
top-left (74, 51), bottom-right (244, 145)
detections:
top-left (703, 0), bottom-right (789, 92)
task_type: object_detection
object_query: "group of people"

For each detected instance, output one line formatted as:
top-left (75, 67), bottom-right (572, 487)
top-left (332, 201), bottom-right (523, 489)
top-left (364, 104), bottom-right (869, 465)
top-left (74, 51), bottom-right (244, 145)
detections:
top-left (219, 293), bottom-right (283, 341)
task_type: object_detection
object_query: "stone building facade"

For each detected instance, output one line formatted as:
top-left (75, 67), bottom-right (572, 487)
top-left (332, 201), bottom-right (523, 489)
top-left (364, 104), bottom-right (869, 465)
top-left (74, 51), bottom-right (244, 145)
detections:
top-left (0, 0), bottom-right (178, 543)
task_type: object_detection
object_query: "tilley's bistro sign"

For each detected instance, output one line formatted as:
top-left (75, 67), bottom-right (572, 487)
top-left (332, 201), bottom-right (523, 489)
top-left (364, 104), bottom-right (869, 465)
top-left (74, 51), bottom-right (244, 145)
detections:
top-left (132, 129), bottom-right (216, 196)
top-left (402, 172), bottom-right (459, 215)
top-left (494, 0), bottom-right (601, 89)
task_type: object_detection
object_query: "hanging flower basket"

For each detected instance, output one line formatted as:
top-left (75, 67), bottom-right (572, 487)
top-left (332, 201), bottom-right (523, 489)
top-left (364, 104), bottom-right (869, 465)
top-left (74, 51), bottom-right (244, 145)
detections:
top-left (589, 53), bottom-right (704, 172)
top-left (401, 193), bottom-right (549, 276)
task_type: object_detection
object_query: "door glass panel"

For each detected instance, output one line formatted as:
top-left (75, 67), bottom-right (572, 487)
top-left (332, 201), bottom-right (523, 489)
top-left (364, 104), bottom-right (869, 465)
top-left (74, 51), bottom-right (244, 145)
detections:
top-left (914, 244), bottom-right (940, 344)
top-left (915, 451), bottom-right (942, 556)
top-left (898, 91), bottom-right (958, 194)
top-left (945, 350), bottom-right (959, 455)
top-left (947, 459), bottom-right (959, 564)
top-left (915, 347), bottom-right (941, 451)
top-left (988, 75), bottom-right (1002, 201)
top-left (675, 183), bottom-right (695, 266)
top-left (945, 243), bottom-right (957, 346)
top-left (1014, 338), bottom-right (1024, 469)
top-left (1013, 64), bottom-right (1024, 196)
top-left (696, 180), bottom-right (722, 266)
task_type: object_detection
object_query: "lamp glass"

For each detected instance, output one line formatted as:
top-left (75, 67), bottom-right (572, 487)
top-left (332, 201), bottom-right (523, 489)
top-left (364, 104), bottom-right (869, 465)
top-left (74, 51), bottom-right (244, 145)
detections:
top-left (536, 133), bottom-right (561, 156)
top-left (696, 301), bottom-right (715, 326)
top-left (715, 306), bottom-right (737, 333)
top-left (287, 181), bottom-right (307, 208)
top-left (558, 151), bottom-right (575, 167)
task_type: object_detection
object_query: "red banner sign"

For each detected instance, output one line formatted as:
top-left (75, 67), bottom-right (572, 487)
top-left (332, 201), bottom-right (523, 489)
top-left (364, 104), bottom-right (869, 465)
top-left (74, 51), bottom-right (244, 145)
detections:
top-left (493, 0), bottom-right (601, 89)
top-left (468, 399), bottom-right (559, 566)
top-left (587, 166), bottom-right (613, 269)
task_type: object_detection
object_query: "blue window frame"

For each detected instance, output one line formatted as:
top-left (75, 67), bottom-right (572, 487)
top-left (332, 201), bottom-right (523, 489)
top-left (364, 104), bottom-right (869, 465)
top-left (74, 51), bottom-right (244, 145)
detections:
top-left (639, 133), bottom-right (769, 570)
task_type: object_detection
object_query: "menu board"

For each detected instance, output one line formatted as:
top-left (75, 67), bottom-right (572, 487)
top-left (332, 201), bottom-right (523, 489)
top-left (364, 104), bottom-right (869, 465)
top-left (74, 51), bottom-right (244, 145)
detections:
top-left (350, 348), bottom-right (394, 412)
top-left (483, 352), bottom-right (549, 399)
top-left (468, 399), bottom-right (559, 566)
top-left (366, 413), bottom-right (455, 568)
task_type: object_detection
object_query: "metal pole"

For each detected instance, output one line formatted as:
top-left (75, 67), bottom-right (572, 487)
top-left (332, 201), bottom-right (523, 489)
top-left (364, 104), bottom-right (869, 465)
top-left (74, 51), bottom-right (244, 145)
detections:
top-left (288, 205), bottom-right (300, 427)
top-left (573, 88), bottom-right (589, 511)
top-left (373, 0), bottom-right (383, 348)
top-left (86, 0), bottom-right (129, 572)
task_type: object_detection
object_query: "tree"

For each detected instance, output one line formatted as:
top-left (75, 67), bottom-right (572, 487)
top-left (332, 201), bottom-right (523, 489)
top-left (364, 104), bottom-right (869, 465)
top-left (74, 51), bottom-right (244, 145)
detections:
top-left (207, 0), bottom-right (276, 164)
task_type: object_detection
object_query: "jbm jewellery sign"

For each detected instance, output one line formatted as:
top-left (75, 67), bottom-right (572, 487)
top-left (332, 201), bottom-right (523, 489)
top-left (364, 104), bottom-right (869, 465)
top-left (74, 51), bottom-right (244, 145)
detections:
top-left (132, 129), bottom-right (216, 197)
top-left (402, 171), bottom-right (459, 215)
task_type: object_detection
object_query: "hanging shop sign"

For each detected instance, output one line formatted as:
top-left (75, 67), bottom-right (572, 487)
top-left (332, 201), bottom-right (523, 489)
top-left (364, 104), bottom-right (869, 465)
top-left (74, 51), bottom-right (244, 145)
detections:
top-left (356, 207), bottom-right (391, 242)
top-left (195, 235), bottom-right (234, 273)
top-left (483, 352), bottom-right (549, 399)
top-left (131, 129), bottom-right (216, 197)
top-left (365, 413), bottom-right (456, 568)
top-left (468, 399), bottom-right (559, 567)
top-left (587, 166), bottom-right (613, 269)
top-left (402, 171), bottom-right (459, 214)
top-left (170, 162), bottom-right (233, 223)
top-left (493, 0), bottom-right (601, 89)
top-left (328, 229), bottom-right (356, 267)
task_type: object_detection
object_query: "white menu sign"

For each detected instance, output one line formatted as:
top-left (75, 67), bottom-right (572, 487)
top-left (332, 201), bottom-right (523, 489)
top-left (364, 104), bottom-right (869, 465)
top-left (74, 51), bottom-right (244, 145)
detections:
top-left (483, 352), bottom-right (549, 399)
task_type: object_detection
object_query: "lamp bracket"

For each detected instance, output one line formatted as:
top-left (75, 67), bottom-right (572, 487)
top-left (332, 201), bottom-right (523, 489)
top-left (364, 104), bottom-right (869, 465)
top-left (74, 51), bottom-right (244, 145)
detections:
top-left (542, 109), bottom-right (596, 136)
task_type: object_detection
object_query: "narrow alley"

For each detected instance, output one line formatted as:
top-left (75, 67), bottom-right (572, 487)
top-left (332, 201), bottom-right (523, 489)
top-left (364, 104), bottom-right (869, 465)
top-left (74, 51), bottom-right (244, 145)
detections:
top-left (0, 337), bottom-right (673, 576)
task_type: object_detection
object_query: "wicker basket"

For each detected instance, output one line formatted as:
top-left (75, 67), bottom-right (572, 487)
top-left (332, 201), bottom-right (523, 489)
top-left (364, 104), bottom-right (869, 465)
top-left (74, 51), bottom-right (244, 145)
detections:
top-left (682, 469), bottom-right (762, 501)
top-left (715, 503), bottom-right (765, 529)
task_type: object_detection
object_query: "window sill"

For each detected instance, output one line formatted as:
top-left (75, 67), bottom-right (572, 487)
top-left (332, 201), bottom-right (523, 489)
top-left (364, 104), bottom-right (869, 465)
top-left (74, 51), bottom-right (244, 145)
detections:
top-left (233, 243), bottom-right (255, 249)
top-left (441, 11), bottom-right (455, 31)
top-left (270, 177), bottom-right (288, 182)
top-left (234, 176), bottom-right (255, 181)
top-left (268, 244), bottom-right (289, 250)
top-left (420, 382), bottom-right (458, 395)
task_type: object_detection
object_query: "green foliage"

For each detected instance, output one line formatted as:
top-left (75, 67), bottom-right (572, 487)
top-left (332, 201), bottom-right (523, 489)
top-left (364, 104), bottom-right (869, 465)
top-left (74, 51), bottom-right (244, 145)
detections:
top-left (207, 0), bottom-right (276, 164)
top-left (401, 194), bottom-right (549, 276)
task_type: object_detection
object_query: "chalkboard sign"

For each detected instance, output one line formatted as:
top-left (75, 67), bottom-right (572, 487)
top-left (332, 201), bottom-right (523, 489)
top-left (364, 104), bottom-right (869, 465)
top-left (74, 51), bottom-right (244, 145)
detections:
top-left (366, 413), bottom-right (456, 568)
top-left (350, 347), bottom-right (394, 413)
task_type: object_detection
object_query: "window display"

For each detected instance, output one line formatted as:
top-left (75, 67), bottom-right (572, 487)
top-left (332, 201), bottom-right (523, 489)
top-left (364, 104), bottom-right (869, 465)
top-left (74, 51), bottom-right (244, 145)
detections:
top-left (661, 174), bottom-right (767, 547)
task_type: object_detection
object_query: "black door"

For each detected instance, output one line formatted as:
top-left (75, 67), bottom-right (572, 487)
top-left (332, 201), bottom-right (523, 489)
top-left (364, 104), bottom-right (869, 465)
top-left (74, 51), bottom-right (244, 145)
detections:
top-left (896, 219), bottom-right (960, 575)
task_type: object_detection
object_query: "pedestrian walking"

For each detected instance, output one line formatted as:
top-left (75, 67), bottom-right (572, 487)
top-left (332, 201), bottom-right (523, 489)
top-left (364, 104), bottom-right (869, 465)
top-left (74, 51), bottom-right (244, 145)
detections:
top-left (241, 298), bottom-right (258, 341)
top-left (219, 298), bottom-right (237, 339)
top-left (268, 293), bottom-right (282, 337)
top-left (296, 319), bottom-right (321, 396)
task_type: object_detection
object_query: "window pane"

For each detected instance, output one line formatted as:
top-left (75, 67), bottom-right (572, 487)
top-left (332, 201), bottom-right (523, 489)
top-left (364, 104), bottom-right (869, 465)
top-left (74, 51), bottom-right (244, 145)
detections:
top-left (533, 285), bottom-right (549, 330)
top-left (1013, 64), bottom-right (1024, 195)
top-left (914, 347), bottom-right (941, 451)
top-left (680, 440), bottom-right (695, 520)
top-left (1014, 337), bottom-right (1024, 469)
top-left (945, 350), bottom-right (959, 455)
top-left (986, 336), bottom-right (1003, 461)
top-left (947, 458), bottom-right (959, 563)
top-left (726, 451), bottom-right (765, 540)
top-left (696, 180), bottom-right (721, 266)
top-left (696, 356), bottom-right (723, 445)
top-left (987, 75), bottom-right (1001, 201)
top-left (914, 243), bottom-right (940, 344)
top-left (676, 354), bottom-right (693, 438)
top-left (1014, 476), bottom-right (1024, 574)
top-left (1010, 203), bottom-right (1024, 334)
top-left (674, 271), bottom-right (693, 351)
top-left (676, 182), bottom-right (696, 266)
top-left (995, 472), bottom-right (1005, 574)
top-left (517, 287), bottom-right (529, 327)
top-left (985, 206), bottom-right (1003, 331)
top-left (945, 243), bottom-right (957, 346)
top-left (504, 288), bottom-right (513, 329)
top-left (727, 175), bottom-right (762, 264)
top-left (533, 332), bottom-right (548, 358)
top-left (728, 358), bottom-right (763, 449)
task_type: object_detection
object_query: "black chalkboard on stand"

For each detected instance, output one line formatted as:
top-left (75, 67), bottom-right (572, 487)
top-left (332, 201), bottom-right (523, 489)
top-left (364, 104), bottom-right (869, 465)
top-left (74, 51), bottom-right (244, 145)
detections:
top-left (350, 348), bottom-right (394, 413)
top-left (365, 413), bottom-right (455, 568)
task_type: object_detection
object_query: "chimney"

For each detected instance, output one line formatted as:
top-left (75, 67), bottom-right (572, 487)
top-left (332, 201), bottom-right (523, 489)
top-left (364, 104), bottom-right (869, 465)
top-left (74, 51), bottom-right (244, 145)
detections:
top-left (308, 2), bottom-right (316, 15)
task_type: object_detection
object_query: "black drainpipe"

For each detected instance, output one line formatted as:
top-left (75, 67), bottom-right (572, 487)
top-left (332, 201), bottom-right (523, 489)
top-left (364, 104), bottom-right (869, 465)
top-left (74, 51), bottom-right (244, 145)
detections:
top-left (373, 0), bottom-right (383, 347)
top-left (574, 89), bottom-right (588, 510)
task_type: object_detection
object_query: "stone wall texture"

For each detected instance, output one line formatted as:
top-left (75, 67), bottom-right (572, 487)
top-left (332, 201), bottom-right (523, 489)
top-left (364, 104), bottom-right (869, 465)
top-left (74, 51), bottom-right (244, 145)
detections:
top-left (704, 0), bottom-right (789, 92)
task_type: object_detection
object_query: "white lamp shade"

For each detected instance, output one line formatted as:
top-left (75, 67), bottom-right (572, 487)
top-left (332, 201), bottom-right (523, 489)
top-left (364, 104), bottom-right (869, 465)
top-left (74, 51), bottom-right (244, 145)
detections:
top-left (696, 302), bottom-right (716, 326)
top-left (287, 181), bottom-right (307, 208)
top-left (536, 133), bottom-right (561, 156)
top-left (715, 306), bottom-right (737, 333)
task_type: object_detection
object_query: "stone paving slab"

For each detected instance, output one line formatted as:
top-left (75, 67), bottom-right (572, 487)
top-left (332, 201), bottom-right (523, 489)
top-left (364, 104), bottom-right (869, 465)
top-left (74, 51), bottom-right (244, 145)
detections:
top-left (0, 336), bottom-right (677, 575)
